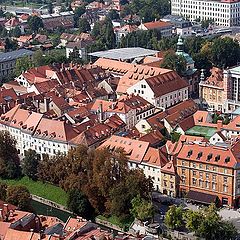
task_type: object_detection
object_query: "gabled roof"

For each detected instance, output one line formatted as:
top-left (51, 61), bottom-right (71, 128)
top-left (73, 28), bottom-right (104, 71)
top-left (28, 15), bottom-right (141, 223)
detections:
top-left (93, 58), bottom-right (133, 75)
top-left (142, 147), bottom-right (168, 167)
top-left (145, 71), bottom-right (189, 97)
top-left (142, 20), bottom-right (173, 30)
top-left (177, 140), bottom-right (240, 168)
top-left (117, 65), bottom-right (170, 93)
top-left (161, 160), bottom-right (175, 174)
top-left (99, 135), bottom-right (150, 163)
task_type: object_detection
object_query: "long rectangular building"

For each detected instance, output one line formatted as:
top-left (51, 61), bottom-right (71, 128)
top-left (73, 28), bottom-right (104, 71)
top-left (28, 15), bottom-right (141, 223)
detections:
top-left (171, 0), bottom-right (240, 27)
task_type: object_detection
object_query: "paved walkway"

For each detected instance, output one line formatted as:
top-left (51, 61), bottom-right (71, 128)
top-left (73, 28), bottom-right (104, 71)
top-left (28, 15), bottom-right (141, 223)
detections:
top-left (31, 194), bottom-right (73, 214)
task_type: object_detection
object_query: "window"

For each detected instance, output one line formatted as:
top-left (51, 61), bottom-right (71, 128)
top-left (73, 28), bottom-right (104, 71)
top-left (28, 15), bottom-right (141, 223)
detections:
top-left (206, 165), bottom-right (210, 170)
top-left (199, 163), bottom-right (203, 169)
top-left (224, 176), bottom-right (228, 183)
top-left (182, 161), bottom-right (185, 166)
top-left (206, 173), bottom-right (209, 179)
top-left (206, 181), bottom-right (210, 188)
top-left (199, 172), bottom-right (203, 178)
top-left (193, 171), bottom-right (196, 176)
top-left (213, 175), bottom-right (216, 181)
top-left (212, 182), bottom-right (216, 190)
top-left (199, 179), bottom-right (203, 187)
top-left (223, 185), bottom-right (228, 192)
top-left (192, 162), bottom-right (196, 168)
top-left (193, 178), bottom-right (197, 185)
top-left (182, 169), bottom-right (186, 175)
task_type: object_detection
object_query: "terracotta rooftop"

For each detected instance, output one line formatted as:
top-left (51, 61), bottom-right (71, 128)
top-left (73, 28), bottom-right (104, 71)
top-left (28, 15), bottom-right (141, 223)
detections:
top-left (117, 65), bottom-right (171, 93)
top-left (145, 71), bottom-right (189, 97)
top-left (177, 140), bottom-right (240, 168)
top-left (93, 58), bottom-right (133, 75)
top-left (142, 20), bottom-right (173, 30)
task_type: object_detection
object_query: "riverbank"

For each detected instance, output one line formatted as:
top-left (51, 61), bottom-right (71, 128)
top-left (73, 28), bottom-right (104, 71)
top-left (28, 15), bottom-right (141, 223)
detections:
top-left (1, 177), bottom-right (68, 206)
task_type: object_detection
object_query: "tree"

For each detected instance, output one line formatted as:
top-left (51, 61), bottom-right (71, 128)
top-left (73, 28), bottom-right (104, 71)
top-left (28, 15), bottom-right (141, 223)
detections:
top-left (210, 37), bottom-right (240, 68)
top-left (0, 181), bottom-right (7, 201)
top-left (15, 55), bottom-right (32, 76)
top-left (67, 189), bottom-right (94, 219)
top-left (131, 195), bottom-right (154, 221)
top-left (6, 185), bottom-right (31, 210)
top-left (165, 205), bottom-right (184, 230)
top-left (48, 2), bottom-right (53, 14)
top-left (78, 18), bottom-right (91, 33)
top-left (5, 38), bottom-right (18, 51)
top-left (161, 51), bottom-right (187, 76)
top-left (22, 149), bottom-right (41, 180)
top-left (201, 19), bottom-right (213, 29)
top-left (170, 131), bottom-right (181, 143)
top-left (33, 50), bottom-right (46, 67)
top-left (27, 16), bottom-right (44, 33)
top-left (0, 131), bottom-right (21, 179)
top-left (184, 209), bottom-right (204, 233)
top-left (10, 26), bottom-right (21, 38)
top-left (74, 6), bottom-right (86, 27)
top-left (108, 9), bottom-right (120, 20)
top-left (183, 204), bottom-right (238, 240)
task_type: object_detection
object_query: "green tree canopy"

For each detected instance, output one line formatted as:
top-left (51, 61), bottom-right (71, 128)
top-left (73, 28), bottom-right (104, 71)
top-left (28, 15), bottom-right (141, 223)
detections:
top-left (22, 149), bottom-right (41, 180)
top-left (27, 16), bottom-right (43, 33)
top-left (78, 18), bottom-right (91, 33)
top-left (15, 55), bottom-right (33, 76)
top-left (108, 9), bottom-right (120, 20)
top-left (160, 51), bottom-right (187, 76)
top-left (6, 185), bottom-right (31, 210)
top-left (0, 131), bottom-right (21, 179)
top-left (67, 189), bottom-right (94, 219)
top-left (131, 195), bottom-right (154, 221)
top-left (165, 205), bottom-right (184, 230)
top-left (210, 37), bottom-right (240, 68)
top-left (183, 204), bottom-right (237, 240)
top-left (0, 181), bottom-right (7, 201)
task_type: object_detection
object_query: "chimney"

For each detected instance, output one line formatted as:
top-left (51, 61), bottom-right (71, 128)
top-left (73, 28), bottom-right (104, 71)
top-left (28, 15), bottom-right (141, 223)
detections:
top-left (44, 97), bottom-right (50, 113)
top-left (3, 204), bottom-right (8, 215)
top-left (0, 208), bottom-right (3, 220)
top-left (98, 102), bottom-right (103, 123)
top-left (217, 120), bottom-right (223, 131)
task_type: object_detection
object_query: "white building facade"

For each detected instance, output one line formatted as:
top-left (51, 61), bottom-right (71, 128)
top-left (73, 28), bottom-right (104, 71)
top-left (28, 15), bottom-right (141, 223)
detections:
top-left (171, 0), bottom-right (240, 27)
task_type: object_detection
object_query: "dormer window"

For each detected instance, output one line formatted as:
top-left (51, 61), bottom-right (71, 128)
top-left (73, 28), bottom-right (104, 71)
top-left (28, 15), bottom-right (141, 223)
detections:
top-left (187, 150), bottom-right (193, 157)
top-left (207, 153), bottom-right (212, 161)
top-left (225, 156), bottom-right (230, 163)
top-left (215, 155), bottom-right (220, 161)
top-left (197, 152), bottom-right (203, 159)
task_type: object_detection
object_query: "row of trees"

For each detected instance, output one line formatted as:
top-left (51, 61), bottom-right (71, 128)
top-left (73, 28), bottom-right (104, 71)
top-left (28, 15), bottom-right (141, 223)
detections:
top-left (14, 49), bottom-right (67, 77)
top-left (121, 32), bottom-right (240, 72)
top-left (165, 204), bottom-right (237, 240)
top-left (0, 130), bottom-right (153, 223)
top-left (35, 146), bottom-right (153, 221)
top-left (121, 0), bottom-right (170, 22)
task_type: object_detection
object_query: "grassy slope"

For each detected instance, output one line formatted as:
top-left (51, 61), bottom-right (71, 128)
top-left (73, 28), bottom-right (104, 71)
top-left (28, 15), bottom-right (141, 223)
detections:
top-left (2, 176), bottom-right (68, 206)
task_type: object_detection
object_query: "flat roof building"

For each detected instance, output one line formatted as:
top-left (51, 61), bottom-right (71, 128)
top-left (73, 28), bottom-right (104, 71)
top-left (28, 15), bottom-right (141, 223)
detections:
top-left (88, 47), bottom-right (158, 61)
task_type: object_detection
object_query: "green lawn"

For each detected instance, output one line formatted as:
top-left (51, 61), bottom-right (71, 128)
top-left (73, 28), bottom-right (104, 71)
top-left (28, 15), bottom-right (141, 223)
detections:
top-left (97, 215), bottom-right (134, 229)
top-left (185, 126), bottom-right (217, 139)
top-left (1, 177), bottom-right (68, 206)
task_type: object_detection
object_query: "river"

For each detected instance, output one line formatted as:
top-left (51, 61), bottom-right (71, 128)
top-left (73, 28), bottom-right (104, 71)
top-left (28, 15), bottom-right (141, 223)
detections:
top-left (31, 200), bottom-right (74, 222)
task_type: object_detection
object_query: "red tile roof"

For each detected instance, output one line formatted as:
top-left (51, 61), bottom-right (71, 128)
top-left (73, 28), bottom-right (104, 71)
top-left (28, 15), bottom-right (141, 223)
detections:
top-left (177, 140), bottom-right (240, 168)
top-left (142, 21), bottom-right (173, 30)
top-left (117, 65), bottom-right (170, 93)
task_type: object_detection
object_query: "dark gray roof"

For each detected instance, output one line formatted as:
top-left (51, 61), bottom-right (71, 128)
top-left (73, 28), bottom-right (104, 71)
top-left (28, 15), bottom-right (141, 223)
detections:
top-left (10, 213), bottom-right (36, 229)
top-left (0, 49), bottom-right (33, 63)
top-left (44, 222), bottom-right (64, 235)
